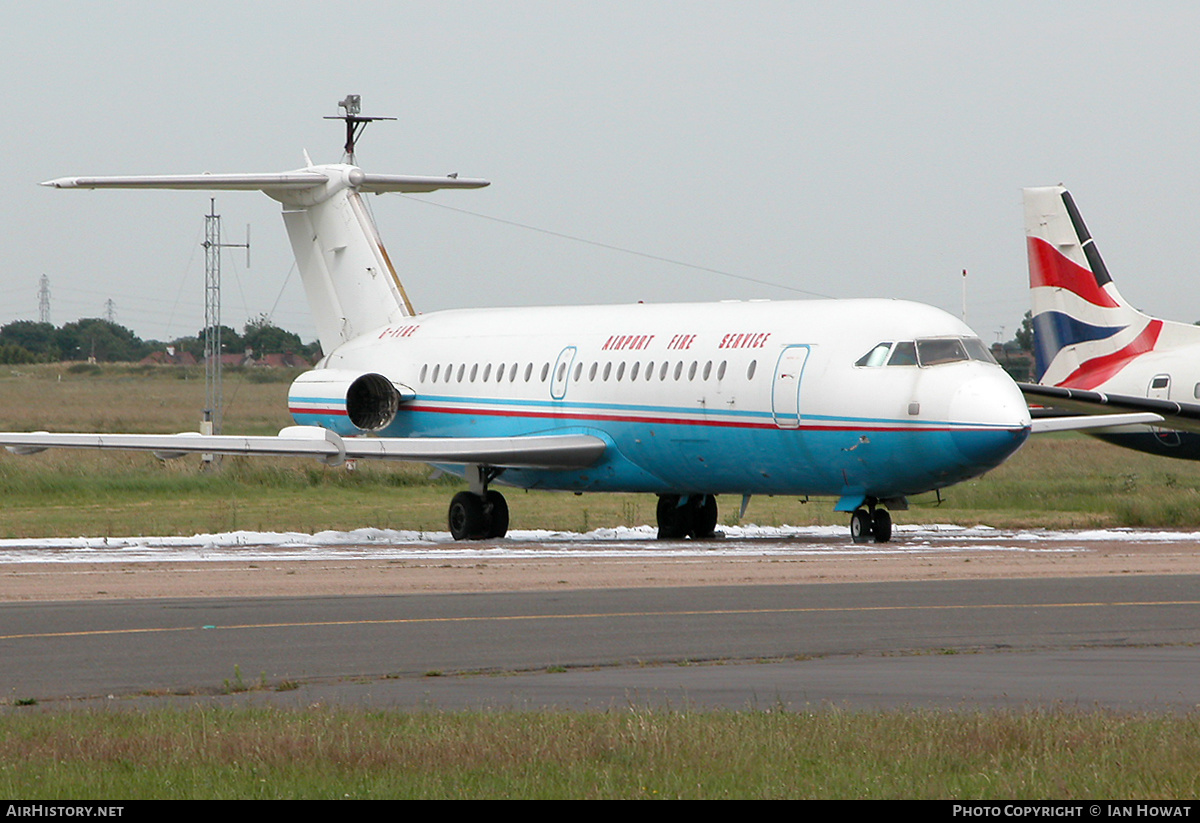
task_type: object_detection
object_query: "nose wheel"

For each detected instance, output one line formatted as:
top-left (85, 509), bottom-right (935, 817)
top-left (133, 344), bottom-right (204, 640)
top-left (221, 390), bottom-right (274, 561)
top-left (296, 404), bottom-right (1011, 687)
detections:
top-left (850, 505), bottom-right (892, 543)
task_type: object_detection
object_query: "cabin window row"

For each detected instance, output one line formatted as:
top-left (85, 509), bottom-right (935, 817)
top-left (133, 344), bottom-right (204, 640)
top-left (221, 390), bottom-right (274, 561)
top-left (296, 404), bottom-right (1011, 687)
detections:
top-left (418, 359), bottom-right (759, 385)
top-left (419, 362), bottom-right (532, 384)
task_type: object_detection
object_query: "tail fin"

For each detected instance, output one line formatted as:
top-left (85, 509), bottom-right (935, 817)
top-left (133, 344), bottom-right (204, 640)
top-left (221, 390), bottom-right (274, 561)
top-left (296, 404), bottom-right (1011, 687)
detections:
top-left (43, 164), bottom-right (488, 355)
top-left (279, 180), bottom-right (416, 348)
top-left (1024, 186), bottom-right (1164, 388)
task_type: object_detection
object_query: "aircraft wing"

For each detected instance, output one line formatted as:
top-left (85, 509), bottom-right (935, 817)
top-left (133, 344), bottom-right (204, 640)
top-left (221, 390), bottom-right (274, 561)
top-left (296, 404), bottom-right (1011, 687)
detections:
top-left (0, 427), bottom-right (605, 470)
top-left (1029, 412), bottom-right (1165, 433)
top-left (1019, 382), bottom-right (1196, 433)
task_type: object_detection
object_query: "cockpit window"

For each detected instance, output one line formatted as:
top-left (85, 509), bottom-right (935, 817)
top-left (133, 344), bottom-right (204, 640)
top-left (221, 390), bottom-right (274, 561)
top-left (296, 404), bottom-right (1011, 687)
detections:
top-left (856, 337), bottom-right (997, 368)
top-left (916, 338), bottom-right (968, 366)
top-left (887, 341), bottom-right (918, 366)
top-left (855, 342), bottom-right (892, 367)
top-left (962, 337), bottom-right (998, 365)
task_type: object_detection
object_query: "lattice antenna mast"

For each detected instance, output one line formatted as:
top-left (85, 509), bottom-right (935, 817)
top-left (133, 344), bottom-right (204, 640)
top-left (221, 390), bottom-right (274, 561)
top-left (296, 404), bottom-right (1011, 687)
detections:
top-left (324, 95), bottom-right (395, 164)
top-left (38, 275), bottom-right (50, 324)
top-left (200, 198), bottom-right (249, 441)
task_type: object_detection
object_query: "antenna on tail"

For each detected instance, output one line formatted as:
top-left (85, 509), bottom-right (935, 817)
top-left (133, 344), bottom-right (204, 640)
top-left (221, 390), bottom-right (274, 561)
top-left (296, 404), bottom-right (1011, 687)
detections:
top-left (324, 95), bottom-right (396, 164)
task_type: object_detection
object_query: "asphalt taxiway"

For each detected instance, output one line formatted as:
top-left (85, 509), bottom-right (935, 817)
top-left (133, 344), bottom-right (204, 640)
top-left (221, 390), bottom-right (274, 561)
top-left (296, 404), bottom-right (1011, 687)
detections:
top-left (2, 571), bottom-right (1198, 711)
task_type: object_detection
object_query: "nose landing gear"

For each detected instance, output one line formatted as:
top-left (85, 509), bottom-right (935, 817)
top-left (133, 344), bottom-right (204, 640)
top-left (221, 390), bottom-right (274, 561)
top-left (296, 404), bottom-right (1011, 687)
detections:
top-left (850, 501), bottom-right (892, 543)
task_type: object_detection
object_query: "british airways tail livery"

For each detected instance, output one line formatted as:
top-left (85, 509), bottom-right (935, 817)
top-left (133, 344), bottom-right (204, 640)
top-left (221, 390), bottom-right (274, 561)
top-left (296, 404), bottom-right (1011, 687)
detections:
top-left (1021, 186), bottom-right (1200, 458)
top-left (0, 145), bottom-right (1041, 543)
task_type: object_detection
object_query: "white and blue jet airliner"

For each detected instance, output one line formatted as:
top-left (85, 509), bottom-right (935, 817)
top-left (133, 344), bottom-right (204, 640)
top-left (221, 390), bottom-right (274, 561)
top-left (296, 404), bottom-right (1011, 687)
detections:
top-left (2, 138), bottom-right (1099, 543)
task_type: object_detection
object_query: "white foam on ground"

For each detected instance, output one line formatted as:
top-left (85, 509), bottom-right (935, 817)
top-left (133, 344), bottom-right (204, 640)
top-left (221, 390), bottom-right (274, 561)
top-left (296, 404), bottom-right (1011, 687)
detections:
top-left (0, 522), bottom-right (1179, 564)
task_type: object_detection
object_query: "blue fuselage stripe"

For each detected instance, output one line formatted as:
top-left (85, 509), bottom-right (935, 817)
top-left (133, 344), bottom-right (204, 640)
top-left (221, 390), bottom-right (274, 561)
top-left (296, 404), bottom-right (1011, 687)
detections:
top-left (290, 398), bottom-right (1029, 497)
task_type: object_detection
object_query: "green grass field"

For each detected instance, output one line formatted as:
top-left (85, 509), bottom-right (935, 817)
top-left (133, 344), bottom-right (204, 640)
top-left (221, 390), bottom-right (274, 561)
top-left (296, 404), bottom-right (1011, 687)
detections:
top-left (1, 707), bottom-right (1197, 799)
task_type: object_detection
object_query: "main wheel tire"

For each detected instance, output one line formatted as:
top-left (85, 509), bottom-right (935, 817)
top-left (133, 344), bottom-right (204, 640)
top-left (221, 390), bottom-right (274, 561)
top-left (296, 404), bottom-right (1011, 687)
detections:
top-left (656, 494), bottom-right (690, 540)
top-left (850, 508), bottom-right (873, 543)
top-left (692, 494), bottom-right (719, 538)
top-left (448, 491), bottom-right (486, 540)
top-left (871, 509), bottom-right (892, 543)
top-left (484, 490), bottom-right (509, 539)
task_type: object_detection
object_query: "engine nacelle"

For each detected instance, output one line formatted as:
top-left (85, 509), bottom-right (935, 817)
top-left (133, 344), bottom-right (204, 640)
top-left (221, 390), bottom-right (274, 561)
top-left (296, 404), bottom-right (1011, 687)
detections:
top-left (288, 369), bottom-right (413, 435)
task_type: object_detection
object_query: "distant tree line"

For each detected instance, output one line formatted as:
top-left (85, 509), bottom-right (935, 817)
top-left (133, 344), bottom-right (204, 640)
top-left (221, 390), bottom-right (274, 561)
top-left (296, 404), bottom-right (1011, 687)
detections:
top-left (0, 315), bottom-right (319, 365)
top-left (993, 311), bottom-right (1035, 382)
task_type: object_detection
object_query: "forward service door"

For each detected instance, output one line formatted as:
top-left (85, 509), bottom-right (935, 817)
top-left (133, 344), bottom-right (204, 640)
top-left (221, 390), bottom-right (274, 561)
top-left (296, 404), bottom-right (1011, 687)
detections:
top-left (771, 345), bottom-right (811, 429)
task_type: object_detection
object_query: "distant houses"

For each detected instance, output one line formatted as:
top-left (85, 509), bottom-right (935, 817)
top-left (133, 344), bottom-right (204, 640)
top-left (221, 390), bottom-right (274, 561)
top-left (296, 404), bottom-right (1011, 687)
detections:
top-left (139, 345), bottom-right (197, 366)
top-left (140, 346), bottom-right (311, 368)
top-left (252, 352), bottom-right (312, 368)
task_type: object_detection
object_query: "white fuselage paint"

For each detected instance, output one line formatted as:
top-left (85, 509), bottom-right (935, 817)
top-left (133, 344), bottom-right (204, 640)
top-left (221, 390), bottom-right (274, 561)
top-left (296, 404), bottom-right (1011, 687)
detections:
top-left (293, 298), bottom-right (1032, 500)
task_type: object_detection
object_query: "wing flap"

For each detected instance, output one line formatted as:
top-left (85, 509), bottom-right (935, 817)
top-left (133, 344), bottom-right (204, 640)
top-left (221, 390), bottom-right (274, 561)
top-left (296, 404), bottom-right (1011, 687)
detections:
top-left (0, 428), bottom-right (605, 470)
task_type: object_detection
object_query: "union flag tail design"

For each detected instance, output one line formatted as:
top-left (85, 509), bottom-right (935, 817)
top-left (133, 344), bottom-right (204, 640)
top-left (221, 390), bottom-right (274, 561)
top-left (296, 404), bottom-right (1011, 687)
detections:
top-left (1025, 186), bottom-right (1167, 389)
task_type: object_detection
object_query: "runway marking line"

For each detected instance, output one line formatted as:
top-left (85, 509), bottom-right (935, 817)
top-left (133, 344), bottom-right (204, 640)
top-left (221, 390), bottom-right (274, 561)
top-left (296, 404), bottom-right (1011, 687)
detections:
top-left (1, 598), bottom-right (1198, 642)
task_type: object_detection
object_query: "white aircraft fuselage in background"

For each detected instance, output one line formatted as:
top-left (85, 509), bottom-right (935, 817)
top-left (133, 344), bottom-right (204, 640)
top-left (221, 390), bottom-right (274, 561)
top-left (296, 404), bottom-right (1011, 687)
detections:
top-left (4, 148), bottom-right (1036, 543)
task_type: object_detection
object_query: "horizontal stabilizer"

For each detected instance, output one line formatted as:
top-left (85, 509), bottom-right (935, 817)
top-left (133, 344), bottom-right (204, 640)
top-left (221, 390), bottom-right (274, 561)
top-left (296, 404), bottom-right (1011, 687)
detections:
top-left (42, 170), bottom-right (489, 195)
top-left (42, 173), bottom-right (329, 190)
top-left (0, 428), bottom-right (605, 470)
top-left (358, 174), bottom-right (490, 193)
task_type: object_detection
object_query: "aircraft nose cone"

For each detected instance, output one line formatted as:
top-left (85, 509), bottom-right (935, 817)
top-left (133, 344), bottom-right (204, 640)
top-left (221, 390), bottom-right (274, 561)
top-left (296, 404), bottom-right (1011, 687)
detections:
top-left (948, 370), bottom-right (1031, 470)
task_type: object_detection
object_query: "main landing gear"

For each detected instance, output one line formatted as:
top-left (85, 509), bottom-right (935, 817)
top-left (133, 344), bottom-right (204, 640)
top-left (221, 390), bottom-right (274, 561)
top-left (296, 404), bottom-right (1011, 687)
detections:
top-left (448, 465), bottom-right (509, 540)
top-left (655, 494), bottom-right (719, 539)
top-left (849, 501), bottom-right (892, 544)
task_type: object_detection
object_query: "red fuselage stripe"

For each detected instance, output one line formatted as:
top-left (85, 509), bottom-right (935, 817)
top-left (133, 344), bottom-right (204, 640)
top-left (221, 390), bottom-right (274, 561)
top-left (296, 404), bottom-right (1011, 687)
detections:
top-left (290, 402), bottom-right (1005, 434)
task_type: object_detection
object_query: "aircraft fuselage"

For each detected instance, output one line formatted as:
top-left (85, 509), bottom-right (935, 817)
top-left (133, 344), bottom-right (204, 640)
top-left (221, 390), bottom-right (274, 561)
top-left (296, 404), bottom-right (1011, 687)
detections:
top-left (291, 297), bottom-right (1031, 502)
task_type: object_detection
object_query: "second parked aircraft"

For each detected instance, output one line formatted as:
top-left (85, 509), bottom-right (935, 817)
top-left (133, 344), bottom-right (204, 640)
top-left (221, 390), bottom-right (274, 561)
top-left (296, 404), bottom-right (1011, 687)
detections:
top-left (1021, 185), bottom-right (1200, 458)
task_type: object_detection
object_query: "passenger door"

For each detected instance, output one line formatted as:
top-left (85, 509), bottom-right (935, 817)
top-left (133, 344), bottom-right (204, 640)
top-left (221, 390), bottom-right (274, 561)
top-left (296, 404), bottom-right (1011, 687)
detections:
top-left (771, 345), bottom-right (811, 429)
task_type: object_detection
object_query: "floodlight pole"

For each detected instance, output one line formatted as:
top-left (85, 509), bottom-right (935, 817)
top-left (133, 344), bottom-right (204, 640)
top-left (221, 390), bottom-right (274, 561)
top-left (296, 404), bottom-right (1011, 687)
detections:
top-left (200, 198), bottom-right (249, 450)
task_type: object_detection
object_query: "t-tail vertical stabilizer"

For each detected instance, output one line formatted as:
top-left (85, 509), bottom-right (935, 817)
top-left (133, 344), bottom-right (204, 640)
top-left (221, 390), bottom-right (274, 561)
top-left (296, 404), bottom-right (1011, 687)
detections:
top-left (1024, 185), bottom-right (1162, 389)
top-left (41, 165), bottom-right (489, 354)
top-left (1024, 186), bottom-right (1200, 391)
top-left (1019, 186), bottom-right (1200, 454)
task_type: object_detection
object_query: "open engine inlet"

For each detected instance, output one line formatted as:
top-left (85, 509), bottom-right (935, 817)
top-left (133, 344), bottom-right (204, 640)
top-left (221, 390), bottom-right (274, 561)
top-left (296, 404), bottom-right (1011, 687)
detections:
top-left (345, 373), bottom-right (401, 432)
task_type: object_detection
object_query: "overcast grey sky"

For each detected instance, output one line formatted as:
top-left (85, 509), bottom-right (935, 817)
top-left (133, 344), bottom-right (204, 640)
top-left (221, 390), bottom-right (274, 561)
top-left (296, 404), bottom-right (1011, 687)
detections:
top-left (3, 1), bottom-right (1199, 347)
